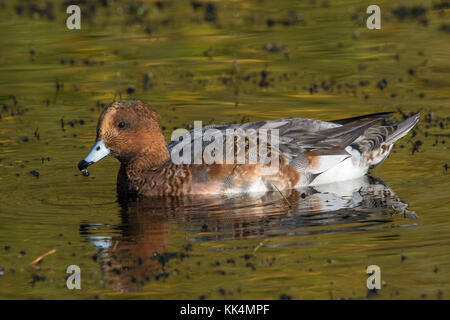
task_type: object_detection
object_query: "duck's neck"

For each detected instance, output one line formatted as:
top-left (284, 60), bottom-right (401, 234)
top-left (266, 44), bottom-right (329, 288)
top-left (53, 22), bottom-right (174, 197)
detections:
top-left (122, 145), bottom-right (170, 177)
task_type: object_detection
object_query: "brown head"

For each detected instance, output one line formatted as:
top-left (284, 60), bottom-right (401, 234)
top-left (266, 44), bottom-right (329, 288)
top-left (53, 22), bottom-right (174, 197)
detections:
top-left (78, 100), bottom-right (169, 172)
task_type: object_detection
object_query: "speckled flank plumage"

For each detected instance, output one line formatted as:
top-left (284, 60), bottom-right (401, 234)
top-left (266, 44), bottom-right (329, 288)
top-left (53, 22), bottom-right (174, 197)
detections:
top-left (79, 100), bottom-right (419, 197)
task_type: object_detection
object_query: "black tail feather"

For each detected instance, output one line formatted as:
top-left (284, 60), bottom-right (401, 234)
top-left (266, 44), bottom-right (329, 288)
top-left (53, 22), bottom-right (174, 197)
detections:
top-left (332, 112), bottom-right (394, 125)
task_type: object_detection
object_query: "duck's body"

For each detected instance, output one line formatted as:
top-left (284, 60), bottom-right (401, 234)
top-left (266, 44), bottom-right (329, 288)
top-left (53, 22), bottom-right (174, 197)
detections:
top-left (78, 100), bottom-right (419, 197)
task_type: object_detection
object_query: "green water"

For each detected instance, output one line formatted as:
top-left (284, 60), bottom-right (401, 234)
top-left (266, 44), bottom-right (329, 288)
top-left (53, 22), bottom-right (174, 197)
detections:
top-left (0, 0), bottom-right (449, 299)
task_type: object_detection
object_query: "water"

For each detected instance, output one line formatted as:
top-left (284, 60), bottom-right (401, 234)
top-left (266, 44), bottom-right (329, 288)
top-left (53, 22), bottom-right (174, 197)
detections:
top-left (0, 0), bottom-right (449, 299)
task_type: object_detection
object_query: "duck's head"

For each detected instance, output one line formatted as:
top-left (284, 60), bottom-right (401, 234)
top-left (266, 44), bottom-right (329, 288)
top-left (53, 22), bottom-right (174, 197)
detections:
top-left (77, 100), bottom-right (168, 172)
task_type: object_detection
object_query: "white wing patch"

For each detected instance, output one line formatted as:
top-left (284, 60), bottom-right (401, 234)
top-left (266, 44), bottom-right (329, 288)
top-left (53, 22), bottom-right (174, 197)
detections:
top-left (308, 154), bottom-right (351, 174)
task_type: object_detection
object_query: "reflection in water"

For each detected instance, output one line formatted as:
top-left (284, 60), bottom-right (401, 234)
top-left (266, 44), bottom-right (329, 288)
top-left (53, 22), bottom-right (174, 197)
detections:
top-left (81, 176), bottom-right (416, 293)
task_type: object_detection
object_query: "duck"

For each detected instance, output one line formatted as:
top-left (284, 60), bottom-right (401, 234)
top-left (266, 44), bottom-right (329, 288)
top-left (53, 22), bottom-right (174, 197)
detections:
top-left (77, 100), bottom-right (419, 197)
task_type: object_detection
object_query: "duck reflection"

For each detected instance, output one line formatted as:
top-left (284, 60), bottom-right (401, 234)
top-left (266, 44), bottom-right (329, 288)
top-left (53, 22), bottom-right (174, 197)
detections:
top-left (82, 176), bottom-right (416, 292)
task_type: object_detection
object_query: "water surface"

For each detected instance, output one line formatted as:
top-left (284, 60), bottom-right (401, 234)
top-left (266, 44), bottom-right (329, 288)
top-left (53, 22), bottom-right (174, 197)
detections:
top-left (0, 0), bottom-right (449, 299)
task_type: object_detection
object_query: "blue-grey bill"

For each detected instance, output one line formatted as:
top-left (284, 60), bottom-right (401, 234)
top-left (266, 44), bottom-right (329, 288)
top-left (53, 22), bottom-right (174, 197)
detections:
top-left (77, 140), bottom-right (110, 171)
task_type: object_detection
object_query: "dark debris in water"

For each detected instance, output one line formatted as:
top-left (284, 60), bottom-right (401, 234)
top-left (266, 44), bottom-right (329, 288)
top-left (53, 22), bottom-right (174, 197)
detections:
top-left (393, 6), bottom-right (427, 21)
top-left (266, 10), bottom-right (305, 28)
top-left (259, 69), bottom-right (270, 88)
top-left (15, 1), bottom-right (55, 21)
top-left (263, 43), bottom-right (287, 53)
top-left (439, 24), bottom-right (450, 33)
top-left (153, 251), bottom-right (190, 267)
top-left (434, 1), bottom-right (450, 10)
top-left (204, 2), bottom-right (218, 23)
top-left (30, 273), bottom-right (47, 287)
top-left (245, 262), bottom-right (255, 270)
top-left (215, 270), bottom-right (226, 275)
top-left (411, 140), bottom-right (422, 155)
top-left (0, 98), bottom-right (30, 117)
top-left (29, 170), bottom-right (40, 179)
top-left (183, 243), bottom-right (193, 252)
top-left (366, 288), bottom-right (378, 299)
top-left (377, 78), bottom-right (388, 90)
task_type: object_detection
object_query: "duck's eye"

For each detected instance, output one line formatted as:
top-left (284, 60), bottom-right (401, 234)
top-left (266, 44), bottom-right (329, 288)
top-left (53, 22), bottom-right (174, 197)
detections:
top-left (117, 121), bottom-right (126, 129)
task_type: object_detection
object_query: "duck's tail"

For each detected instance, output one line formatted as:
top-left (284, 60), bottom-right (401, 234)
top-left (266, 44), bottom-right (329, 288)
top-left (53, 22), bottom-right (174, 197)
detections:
top-left (385, 113), bottom-right (420, 144)
top-left (351, 113), bottom-right (420, 168)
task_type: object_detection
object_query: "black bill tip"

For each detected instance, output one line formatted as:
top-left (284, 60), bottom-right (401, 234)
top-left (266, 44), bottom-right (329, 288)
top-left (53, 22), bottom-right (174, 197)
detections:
top-left (77, 159), bottom-right (93, 171)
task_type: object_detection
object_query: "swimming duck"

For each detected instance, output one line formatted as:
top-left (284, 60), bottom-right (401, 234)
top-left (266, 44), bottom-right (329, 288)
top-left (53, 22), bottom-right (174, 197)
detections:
top-left (77, 100), bottom-right (419, 197)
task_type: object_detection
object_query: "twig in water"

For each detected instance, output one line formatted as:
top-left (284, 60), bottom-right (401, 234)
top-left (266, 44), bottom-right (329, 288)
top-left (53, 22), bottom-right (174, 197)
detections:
top-left (271, 183), bottom-right (292, 208)
top-left (30, 249), bottom-right (56, 268)
top-left (253, 240), bottom-right (267, 254)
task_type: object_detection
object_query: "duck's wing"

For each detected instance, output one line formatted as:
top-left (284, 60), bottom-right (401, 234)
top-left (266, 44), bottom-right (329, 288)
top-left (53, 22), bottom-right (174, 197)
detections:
top-left (167, 118), bottom-right (338, 155)
top-left (168, 117), bottom-right (382, 174)
top-left (167, 118), bottom-right (340, 151)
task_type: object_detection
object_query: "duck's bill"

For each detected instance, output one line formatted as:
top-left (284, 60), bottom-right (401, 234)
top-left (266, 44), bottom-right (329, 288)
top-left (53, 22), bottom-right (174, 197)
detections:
top-left (77, 140), bottom-right (110, 171)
